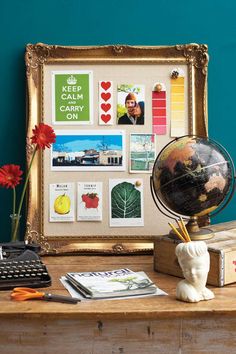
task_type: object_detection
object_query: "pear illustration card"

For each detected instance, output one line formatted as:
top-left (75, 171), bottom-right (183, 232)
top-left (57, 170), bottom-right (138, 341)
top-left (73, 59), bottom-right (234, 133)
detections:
top-left (77, 182), bottom-right (102, 221)
top-left (109, 179), bottom-right (144, 227)
top-left (49, 183), bottom-right (75, 222)
top-left (52, 70), bottom-right (93, 125)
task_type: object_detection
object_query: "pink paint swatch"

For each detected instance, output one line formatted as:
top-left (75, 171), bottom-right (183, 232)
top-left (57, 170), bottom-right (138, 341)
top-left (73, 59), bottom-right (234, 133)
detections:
top-left (152, 91), bottom-right (167, 135)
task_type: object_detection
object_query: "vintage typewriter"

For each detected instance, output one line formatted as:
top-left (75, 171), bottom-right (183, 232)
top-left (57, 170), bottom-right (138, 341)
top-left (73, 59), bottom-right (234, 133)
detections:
top-left (0, 241), bottom-right (51, 290)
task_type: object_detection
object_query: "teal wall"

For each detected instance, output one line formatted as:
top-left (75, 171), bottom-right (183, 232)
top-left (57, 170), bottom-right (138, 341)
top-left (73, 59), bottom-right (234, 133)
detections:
top-left (1, 0), bottom-right (235, 241)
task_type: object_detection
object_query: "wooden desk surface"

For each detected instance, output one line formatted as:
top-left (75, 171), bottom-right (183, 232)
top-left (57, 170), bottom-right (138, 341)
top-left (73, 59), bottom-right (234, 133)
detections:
top-left (1, 255), bottom-right (236, 353)
top-left (0, 254), bottom-right (235, 320)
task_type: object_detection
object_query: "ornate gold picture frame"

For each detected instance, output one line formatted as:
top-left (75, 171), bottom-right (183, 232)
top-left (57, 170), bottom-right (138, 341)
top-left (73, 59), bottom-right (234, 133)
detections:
top-left (25, 43), bottom-right (208, 255)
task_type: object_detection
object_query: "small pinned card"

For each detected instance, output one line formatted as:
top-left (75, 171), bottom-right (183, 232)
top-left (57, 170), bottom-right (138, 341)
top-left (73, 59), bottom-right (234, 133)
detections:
top-left (49, 183), bottom-right (75, 222)
top-left (77, 182), bottom-right (102, 221)
top-left (109, 179), bottom-right (144, 227)
top-left (130, 133), bottom-right (156, 173)
top-left (117, 84), bottom-right (145, 125)
top-left (52, 70), bottom-right (93, 125)
top-left (99, 81), bottom-right (113, 125)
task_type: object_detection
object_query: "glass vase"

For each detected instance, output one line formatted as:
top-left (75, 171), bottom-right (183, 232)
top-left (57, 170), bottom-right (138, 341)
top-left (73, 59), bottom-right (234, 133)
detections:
top-left (10, 214), bottom-right (22, 242)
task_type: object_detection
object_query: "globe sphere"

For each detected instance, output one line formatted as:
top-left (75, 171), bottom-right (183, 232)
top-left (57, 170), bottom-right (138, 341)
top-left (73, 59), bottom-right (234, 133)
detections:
top-left (152, 136), bottom-right (235, 218)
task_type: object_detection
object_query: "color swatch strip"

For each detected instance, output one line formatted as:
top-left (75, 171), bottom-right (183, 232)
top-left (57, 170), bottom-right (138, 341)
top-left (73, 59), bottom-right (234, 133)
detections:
top-left (152, 90), bottom-right (166, 135)
top-left (170, 76), bottom-right (185, 137)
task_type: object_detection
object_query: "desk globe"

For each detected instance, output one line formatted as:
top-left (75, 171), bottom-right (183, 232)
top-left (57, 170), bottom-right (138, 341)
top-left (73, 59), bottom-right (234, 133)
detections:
top-left (150, 136), bottom-right (235, 240)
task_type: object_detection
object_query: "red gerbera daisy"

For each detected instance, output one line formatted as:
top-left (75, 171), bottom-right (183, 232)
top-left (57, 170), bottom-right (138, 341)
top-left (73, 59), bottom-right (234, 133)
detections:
top-left (31, 123), bottom-right (56, 150)
top-left (0, 164), bottom-right (23, 189)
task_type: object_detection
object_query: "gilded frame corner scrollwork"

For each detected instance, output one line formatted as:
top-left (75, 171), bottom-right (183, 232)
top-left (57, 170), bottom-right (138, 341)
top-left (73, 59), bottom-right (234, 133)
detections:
top-left (25, 43), bottom-right (208, 255)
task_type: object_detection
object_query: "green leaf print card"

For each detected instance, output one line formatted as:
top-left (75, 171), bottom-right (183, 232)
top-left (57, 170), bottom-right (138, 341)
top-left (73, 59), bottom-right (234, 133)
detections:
top-left (109, 179), bottom-right (144, 227)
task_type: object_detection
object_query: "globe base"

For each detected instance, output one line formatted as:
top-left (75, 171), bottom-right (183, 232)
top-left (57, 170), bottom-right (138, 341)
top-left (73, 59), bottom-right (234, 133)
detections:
top-left (188, 228), bottom-right (214, 241)
top-left (169, 227), bottom-right (214, 241)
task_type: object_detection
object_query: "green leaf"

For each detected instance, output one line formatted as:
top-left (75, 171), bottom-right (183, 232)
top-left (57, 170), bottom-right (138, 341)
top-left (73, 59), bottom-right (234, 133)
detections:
top-left (111, 182), bottom-right (141, 219)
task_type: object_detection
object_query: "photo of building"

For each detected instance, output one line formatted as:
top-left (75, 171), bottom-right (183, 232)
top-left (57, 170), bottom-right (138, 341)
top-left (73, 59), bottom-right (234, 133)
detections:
top-left (51, 130), bottom-right (125, 171)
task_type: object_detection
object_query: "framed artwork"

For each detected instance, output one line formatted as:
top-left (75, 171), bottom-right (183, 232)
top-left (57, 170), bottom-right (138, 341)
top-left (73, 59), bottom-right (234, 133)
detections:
top-left (25, 43), bottom-right (208, 255)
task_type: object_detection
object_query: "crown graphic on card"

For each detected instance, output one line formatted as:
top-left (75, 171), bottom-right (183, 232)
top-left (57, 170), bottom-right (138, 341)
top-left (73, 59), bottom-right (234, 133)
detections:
top-left (67, 75), bottom-right (77, 85)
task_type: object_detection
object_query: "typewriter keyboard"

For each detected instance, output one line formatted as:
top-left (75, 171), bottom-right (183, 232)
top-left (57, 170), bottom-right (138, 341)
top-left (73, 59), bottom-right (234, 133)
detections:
top-left (0, 259), bottom-right (51, 290)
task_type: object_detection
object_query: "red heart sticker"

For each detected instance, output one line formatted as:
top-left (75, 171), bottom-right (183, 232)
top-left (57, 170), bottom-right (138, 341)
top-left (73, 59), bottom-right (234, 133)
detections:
top-left (101, 114), bottom-right (111, 123)
top-left (101, 92), bottom-right (111, 102)
top-left (101, 81), bottom-right (111, 91)
top-left (101, 103), bottom-right (111, 112)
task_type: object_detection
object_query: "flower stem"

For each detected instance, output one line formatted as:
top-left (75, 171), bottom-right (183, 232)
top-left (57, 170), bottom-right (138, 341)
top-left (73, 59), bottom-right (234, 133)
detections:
top-left (11, 146), bottom-right (37, 242)
top-left (13, 188), bottom-right (16, 217)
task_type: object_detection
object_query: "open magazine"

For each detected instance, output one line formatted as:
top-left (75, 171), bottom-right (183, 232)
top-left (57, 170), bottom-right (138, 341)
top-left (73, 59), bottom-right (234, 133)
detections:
top-left (63, 268), bottom-right (167, 299)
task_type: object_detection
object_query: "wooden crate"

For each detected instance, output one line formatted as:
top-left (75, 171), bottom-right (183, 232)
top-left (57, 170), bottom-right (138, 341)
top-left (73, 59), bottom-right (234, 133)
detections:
top-left (154, 221), bottom-right (236, 287)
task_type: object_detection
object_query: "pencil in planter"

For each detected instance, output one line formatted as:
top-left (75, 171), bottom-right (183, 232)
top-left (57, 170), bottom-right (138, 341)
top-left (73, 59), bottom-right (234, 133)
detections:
top-left (168, 217), bottom-right (191, 243)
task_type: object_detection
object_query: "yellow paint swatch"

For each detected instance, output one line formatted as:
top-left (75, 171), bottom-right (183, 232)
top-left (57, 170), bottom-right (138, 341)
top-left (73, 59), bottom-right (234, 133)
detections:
top-left (171, 95), bottom-right (185, 103)
top-left (171, 86), bottom-right (184, 94)
top-left (174, 77), bottom-right (184, 84)
top-left (170, 76), bottom-right (185, 137)
top-left (171, 103), bottom-right (185, 110)
top-left (171, 111), bottom-right (185, 119)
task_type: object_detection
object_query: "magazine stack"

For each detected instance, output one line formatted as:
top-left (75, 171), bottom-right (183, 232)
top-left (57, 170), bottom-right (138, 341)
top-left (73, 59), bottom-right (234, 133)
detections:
top-left (61, 268), bottom-right (167, 300)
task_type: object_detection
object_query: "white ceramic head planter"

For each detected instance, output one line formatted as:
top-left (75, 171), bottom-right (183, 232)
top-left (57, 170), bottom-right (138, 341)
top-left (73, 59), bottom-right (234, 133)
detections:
top-left (175, 241), bottom-right (215, 303)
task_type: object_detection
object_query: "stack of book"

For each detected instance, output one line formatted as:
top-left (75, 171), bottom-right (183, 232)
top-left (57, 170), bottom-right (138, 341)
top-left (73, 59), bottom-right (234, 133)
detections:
top-left (61, 268), bottom-right (167, 300)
